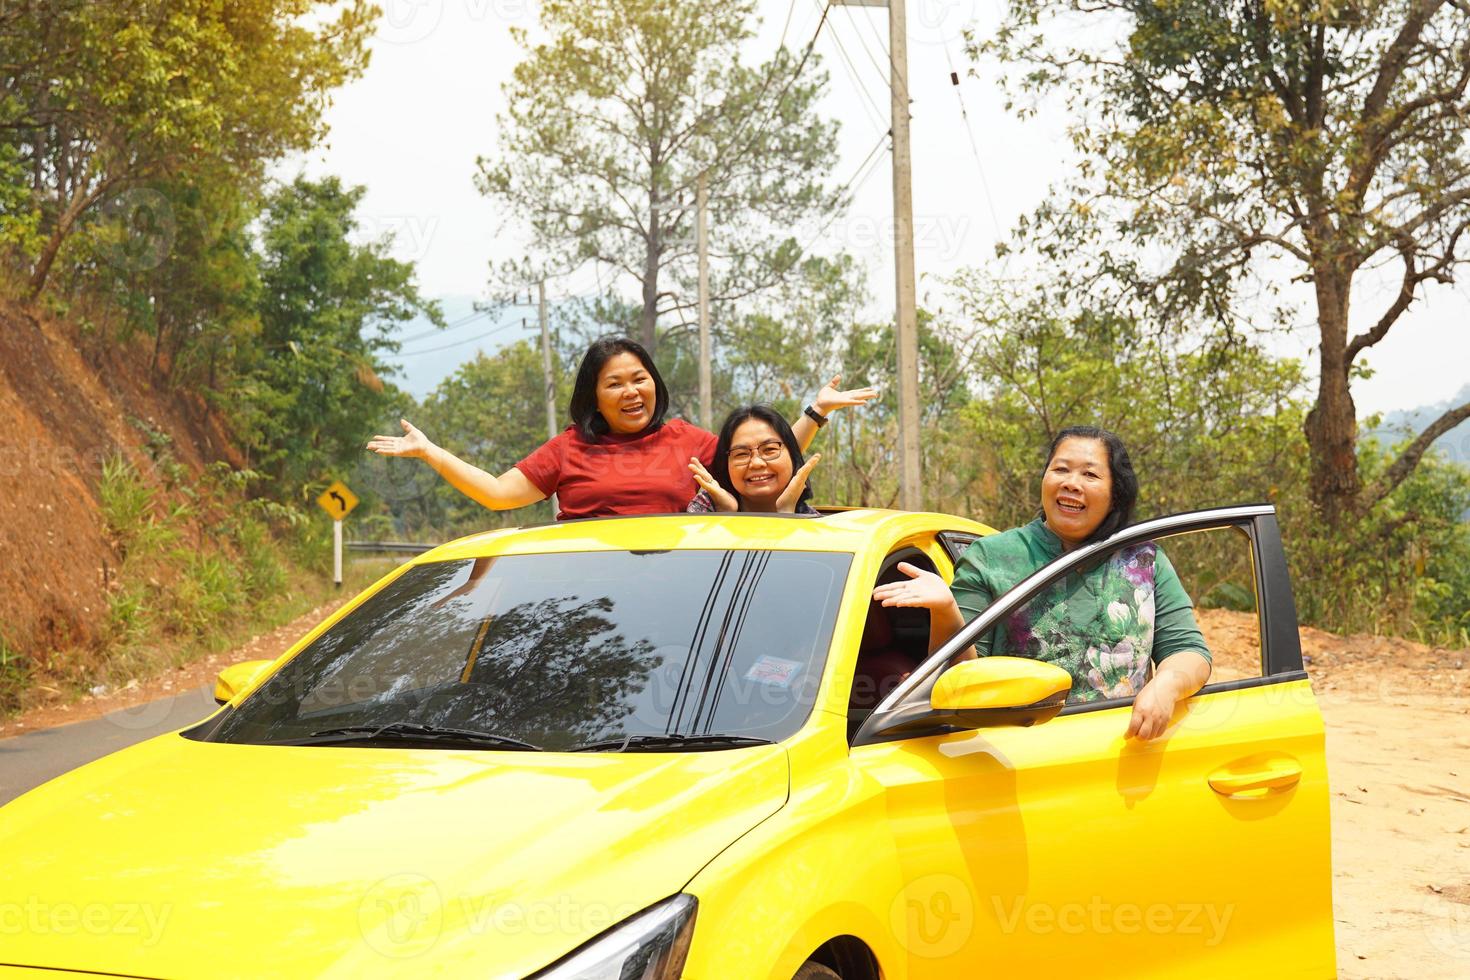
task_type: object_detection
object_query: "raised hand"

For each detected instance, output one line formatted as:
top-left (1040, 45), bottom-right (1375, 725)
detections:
top-left (776, 453), bottom-right (821, 513)
top-left (871, 562), bottom-right (957, 611)
top-left (367, 419), bottom-right (432, 459)
top-left (688, 457), bottom-right (739, 511)
top-left (814, 374), bottom-right (879, 414)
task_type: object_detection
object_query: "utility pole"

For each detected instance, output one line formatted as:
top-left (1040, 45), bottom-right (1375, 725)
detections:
top-left (537, 280), bottom-right (558, 516)
top-left (836, 0), bottom-right (921, 510)
top-left (696, 171), bottom-right (712, 430)
top-left (537, 280), bottom-right (556, 441)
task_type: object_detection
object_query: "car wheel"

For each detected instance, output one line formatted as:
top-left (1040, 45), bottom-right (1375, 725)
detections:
top-left (792, 963), bottom-right (842, 980)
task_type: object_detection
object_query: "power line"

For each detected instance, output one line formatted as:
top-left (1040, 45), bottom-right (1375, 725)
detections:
top-left (393, 307), bottom-right (492, 344)
top-left (393, 321), bottom-right (521, 357)
top-left (668, 1), bottom-right (834, 202)
top-left (943, 37), bottom-right (1005, 243)
top-left (795, 130), bottom-right (890, 256)
top-left (835, 2), bottom-right (912, 109)
top-left (823, 7), bottom-right (889, 127)
top-left (776, 0), bottom-right (800, 51)
top-left (823, 16), bottom-right (888, 132)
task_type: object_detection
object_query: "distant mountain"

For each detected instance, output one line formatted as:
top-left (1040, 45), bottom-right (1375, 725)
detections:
top-left (1368, 382), bottom-right (1470, 471)
top-left (378, 294), bottom-right (541, 403)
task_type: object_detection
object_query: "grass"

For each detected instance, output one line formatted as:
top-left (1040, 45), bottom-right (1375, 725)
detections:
top-left (4, 450), bottom-right (397, 721)
top-left (0, 636), bottom-right (29, 716)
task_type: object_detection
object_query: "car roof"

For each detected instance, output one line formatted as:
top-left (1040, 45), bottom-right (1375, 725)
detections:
top-left (414, 508), bottom-right (995, 562)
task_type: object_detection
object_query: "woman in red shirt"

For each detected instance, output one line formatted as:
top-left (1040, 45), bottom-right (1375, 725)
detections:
top-left (366, 336), bottom-right (873, 520)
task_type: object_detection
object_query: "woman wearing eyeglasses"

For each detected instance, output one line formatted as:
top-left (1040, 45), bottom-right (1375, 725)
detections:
top-left (368, 334), bottom-right (873, 520)
top-left (686, 405), bottom-right (823, 516)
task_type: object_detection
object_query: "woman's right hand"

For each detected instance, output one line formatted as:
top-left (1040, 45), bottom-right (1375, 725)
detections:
top-left (367, 419), bottom-right (433, 460)
top-left (688, 457), bottom-right (739, 512)
top-left (871, 562), bottom-right (959, 612)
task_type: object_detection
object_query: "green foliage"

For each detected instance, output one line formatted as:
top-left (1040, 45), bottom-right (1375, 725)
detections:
top-left (93, 443), bottom-right (321, 656)
top-left (0, 634), bottom-right (29, 716)
top-left (944, 270), bottom-right (1310, 528)
top-left (228, 176), bottom-right (442, 491)
top-left (973, 0), bottom-right (1470, 522)
top-left (477, 0), bottom-right (842, 350)
top-left (1, 0), bottom-right (377, 296)
top-left (1291, 440), bottom-right (1470, 644)
top-left (99, 455), bottom-right (179, 560)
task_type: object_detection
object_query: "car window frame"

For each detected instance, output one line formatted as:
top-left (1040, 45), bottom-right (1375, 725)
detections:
top-left (936, 530), bottom-right (980, 565)
top-left (851, 505), bottom-right (1306, 745)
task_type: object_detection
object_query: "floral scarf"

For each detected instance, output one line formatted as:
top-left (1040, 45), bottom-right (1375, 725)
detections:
top-left (995, 543), bottom-right (1159, 703)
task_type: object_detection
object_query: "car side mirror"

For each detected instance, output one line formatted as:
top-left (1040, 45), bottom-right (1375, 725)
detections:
top-left (929, 656), bottom-right (1073, 729)
top-left (214, 660), bottom-right (275, 705)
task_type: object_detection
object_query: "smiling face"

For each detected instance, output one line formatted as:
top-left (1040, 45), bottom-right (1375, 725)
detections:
top-left (594, 351), bottom-right (658, 435)
top-left (727, 419), bottom-right (793, 511)
top-left (1041, 436), bottom-right (1114, 550)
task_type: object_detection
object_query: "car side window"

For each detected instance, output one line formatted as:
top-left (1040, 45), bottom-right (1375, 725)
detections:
top-left (937, 531), bottom-right (979, 564)
top-left (966, 525), bottom-right (1262, 708)
top-left (849, 548), bottom-right (936, 720)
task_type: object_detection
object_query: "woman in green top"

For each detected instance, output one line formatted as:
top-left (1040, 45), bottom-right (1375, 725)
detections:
top-left (872, 426), bottom-right (1212, 741)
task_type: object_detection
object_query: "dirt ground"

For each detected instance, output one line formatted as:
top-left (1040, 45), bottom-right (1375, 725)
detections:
top-left (3, 604), bottom-right (1467, 976)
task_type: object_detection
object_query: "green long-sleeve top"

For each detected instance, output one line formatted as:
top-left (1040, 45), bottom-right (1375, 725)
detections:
top-left (950, 519), bottom-right (1211, 703)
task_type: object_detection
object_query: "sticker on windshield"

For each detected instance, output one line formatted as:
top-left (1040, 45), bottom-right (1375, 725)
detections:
top-left (745, 656), bottom-right (803, 688)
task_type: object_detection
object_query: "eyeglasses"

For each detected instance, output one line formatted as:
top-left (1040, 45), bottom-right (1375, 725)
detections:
top-left (727, 440), bottom-right (787, 466)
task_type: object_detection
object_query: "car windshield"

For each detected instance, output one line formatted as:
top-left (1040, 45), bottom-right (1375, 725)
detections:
top-left (200, 549), bottom-right (850, 751)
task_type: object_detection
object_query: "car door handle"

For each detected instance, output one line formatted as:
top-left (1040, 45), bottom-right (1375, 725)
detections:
top-left (1208, 760), bottom-right (1302, 797)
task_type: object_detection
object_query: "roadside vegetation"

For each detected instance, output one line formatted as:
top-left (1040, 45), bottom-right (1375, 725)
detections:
top-left (0, 2), bottom-right (1467, 717)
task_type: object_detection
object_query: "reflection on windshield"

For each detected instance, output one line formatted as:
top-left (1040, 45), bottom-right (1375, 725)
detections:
top-left (202, 550), bottom-right (850, 751)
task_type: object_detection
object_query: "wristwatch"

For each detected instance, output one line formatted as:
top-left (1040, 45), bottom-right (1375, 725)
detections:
top-left (803, 404), bottom-right (828, 427)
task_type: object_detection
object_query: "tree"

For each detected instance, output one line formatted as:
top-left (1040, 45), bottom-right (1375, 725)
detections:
top-left (944, 270), bottom-right (1310, 526)
top-left (233, 176), bottom-right (442, 492)
top-left (476, 0), bottom-right (842, 354)
top-left (976, 0), bottom-right (1470, 524)
top-left (0, 0), bottom-right (375, 299)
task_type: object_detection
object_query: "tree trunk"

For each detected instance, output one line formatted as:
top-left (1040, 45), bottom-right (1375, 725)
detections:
top-left (25, 226), bottom-right (66, 301)
top-left (1303, 269), bottom-right (1362, 525)
top-left (641, 201), bottom-right (660, 354)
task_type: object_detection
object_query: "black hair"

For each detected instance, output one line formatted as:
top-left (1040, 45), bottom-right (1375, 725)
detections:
top-left (1043, 425), bottom-right (1138, 543)
top-left (710, 405), bottom-right (813, 511)
top-left (567, 336), bottom-right (669, 442)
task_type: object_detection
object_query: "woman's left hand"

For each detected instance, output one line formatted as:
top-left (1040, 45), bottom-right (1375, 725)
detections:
top-left (814, 374), bottom-right (878, 415)
top-left (776, 453), bottom-right (820, 513)
top-left (689, 458), bottom-right (739, 512)
top-left (1126, 676), bottom-right (1176, 741)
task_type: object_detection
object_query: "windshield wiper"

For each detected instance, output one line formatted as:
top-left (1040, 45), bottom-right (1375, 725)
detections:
top-left (570, 733), bottom-right (775, 753)
top-left (285, 722), bottom-right (543, 751)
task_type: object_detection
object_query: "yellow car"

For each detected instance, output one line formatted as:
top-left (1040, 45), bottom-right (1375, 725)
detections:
top-left (0, 506), bottom-right (1335, 978)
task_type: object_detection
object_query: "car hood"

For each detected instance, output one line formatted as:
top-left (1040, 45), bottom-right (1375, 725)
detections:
top-left (0, 730), bottom-right (789, 978)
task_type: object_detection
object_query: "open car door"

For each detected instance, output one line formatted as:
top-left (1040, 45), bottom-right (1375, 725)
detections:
top-left (850, 505), bottom-right (1335, 978)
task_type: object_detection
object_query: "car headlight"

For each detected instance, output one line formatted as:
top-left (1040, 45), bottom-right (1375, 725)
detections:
top-left (528, 893), bottom-right (697, 980)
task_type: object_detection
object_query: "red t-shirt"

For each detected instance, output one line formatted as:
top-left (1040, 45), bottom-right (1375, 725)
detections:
top-left (514, 418), bottom-right (718, 520)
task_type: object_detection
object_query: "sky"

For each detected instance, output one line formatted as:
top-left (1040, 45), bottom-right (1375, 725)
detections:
top-left (280, 0), bottom-right (1469, 425)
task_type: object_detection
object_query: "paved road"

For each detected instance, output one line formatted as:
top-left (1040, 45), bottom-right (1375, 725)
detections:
top-left (0, 685), bottom-right (219, 806)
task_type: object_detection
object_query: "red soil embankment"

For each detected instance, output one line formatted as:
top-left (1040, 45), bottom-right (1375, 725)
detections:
top-left (0, 300), bottom-right (240, 665)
